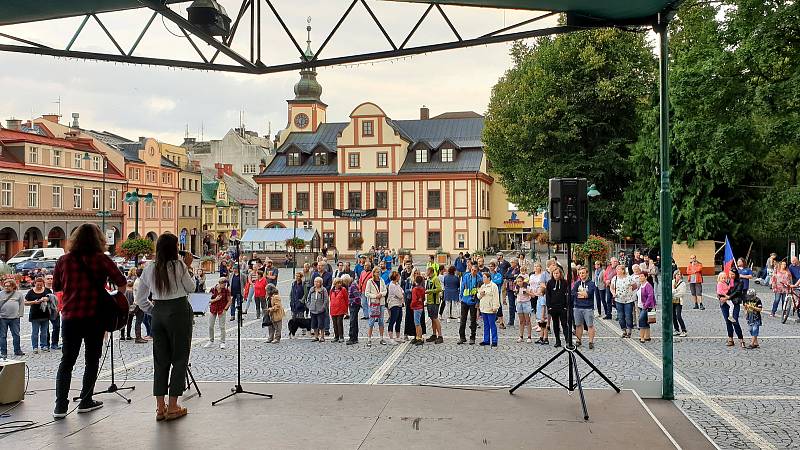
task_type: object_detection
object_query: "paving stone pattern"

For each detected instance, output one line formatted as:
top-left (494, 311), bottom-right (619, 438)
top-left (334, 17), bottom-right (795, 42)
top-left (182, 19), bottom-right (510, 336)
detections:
top-left (8, 272), bottom-right (800, 449)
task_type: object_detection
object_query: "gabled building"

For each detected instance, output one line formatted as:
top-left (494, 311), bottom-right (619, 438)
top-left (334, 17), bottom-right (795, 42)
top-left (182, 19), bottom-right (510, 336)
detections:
top-left (199, 164), bottom-right (258, 254)
top-left (185, 127), bottom-right (274, 187)
top-left (0, 120), bottom-right (126, 259)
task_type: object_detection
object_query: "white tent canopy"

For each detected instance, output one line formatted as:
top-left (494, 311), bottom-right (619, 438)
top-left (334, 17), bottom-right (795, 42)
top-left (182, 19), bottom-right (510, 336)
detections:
top-left (240, 228), bottom-right (318, 252)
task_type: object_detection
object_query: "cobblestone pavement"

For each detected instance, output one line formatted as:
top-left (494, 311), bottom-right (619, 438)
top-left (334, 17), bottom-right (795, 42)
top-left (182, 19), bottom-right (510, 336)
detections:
top-left (7, 273), bottom-right (800, 449)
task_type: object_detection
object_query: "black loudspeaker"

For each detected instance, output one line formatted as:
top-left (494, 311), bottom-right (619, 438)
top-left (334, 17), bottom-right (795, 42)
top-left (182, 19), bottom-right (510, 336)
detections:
top-left (549, 178), bottom-right (588, 243)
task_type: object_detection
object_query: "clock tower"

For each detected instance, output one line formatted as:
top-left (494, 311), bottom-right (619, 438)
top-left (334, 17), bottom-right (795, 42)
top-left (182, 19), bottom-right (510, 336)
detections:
top-left (286, 19), bottom-right (326, 136)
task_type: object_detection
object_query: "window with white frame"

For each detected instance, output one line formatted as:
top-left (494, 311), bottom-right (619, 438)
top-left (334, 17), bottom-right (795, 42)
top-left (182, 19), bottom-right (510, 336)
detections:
top-left (92, 188), bottom-right (100, 209)
top-left (28, 184), bottom-right (39, 207)
top-left (415, 149), bottom-right (428, 163)
top-left (52, 149), bottom-right (62, 167)
top-left (52, 185), bottom-right (62, 209)
top-left (109, 190), bottom-right (117, 211)
top-left (441, 147), bottom-right (454, 163)
top-left (73, 187), bottom-right (82, 209)
top-left (162, 200), bottom-right (172, 220)
top-left (91, 156), bottom-right (101, 171)
top-left (1, 182), bottom-right (12, 207)
top-left (28, 147), bottom-right (39, 164)
top-left (146, 201), bottom-right (156, 219)
top-left (128, 202), bottom-right (134, 218)
top-left (74, 152), bottom-right (83, 169)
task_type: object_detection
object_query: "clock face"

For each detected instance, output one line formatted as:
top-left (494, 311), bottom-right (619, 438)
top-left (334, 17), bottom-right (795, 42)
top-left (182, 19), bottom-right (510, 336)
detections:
top-left (294, 113), bottom-right (310, 129)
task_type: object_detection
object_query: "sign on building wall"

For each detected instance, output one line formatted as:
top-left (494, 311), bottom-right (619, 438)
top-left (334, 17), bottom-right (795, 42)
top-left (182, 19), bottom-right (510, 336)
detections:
top-left (105, 229), bottom-right (115, 245)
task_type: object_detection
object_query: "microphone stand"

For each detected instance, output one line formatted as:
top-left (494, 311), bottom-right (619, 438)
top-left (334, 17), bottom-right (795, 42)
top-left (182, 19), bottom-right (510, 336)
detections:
top-left (75, 329), bottom-right (134, 403)
top-left (212, 238), bottom-right (273, 406)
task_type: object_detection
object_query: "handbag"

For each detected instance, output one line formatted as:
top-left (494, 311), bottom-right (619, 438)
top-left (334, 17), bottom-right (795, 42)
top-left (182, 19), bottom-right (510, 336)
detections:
top-left (261, 296), bottom-right (273, 328)
top-left (647, 310), bottom-right (657, 324)
top-left (79, 256), bottom-right (129, 332)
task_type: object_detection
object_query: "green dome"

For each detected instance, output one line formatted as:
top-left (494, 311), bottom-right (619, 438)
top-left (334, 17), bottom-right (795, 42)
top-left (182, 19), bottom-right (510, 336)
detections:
top-left (293, 21), bottom-right (323, 103)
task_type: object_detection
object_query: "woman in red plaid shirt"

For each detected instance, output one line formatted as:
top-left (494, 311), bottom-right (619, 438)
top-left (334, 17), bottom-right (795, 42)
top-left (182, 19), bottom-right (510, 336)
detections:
top-left (52, 224), bottom-right (127, 419)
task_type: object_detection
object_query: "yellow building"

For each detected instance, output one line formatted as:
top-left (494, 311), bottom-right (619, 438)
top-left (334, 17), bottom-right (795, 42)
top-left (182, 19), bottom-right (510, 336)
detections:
top-left (254, 42), bottom-right (535, 255)
top-left (201, 171), bottom-right (240, 255)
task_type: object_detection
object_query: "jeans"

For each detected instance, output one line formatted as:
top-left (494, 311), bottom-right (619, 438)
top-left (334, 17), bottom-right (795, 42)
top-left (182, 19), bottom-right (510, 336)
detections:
top-left (255, 297), bottom-right (266, 317)
top-left (616, 301), bottom-right (634, 330)
top-left (361, 294), bottom-right (369, 319)
top-left (143, 313), bottom-right (152, 336)
top-left (152, 298), bottom-right (193, 397)
top-left (595, 288), bottom-right (608, 316)
top-left (672, 304), bottom-right (687, 332)
top-left (0, 317), bottom-right (22, 356)
top-left (482, 313), bottom-right (498, 344)
top-left (458, 303), bottom-right (478, 341)
top-left (772, 293), bottom-right (786, 315)
top-left (604, 289), bottom-right (615, 318)
top-left (243, 287), bottom-right (254, 313)
top-left (720, 302), bottom-right (743, 340)
top-left (55, 317), bottom-right (104, 409)
top-left (230, 294), bottom-right (242, 318)
top-left (638, 308), bottom-right (650, 329)
top-left (30, 318), bottom-right (50, 350)
top-left (126, 308), bottom-right (144, 339)
top-left (50, 314), bottom-right (61, 347)
top-left (208, 313), bottom-right (226, 343)
top-left (348, 304), bottom-right (361, 342)
top-left (507, 291), bottom-right (516, 326)
top-left (549, 308), bottom-right (568, 345)
top-left (388, 306), bottom-right (402, 334)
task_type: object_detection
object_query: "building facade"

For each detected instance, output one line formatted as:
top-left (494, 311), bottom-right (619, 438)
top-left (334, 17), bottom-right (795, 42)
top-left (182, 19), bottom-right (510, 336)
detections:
top-left (0, 123), bottom-right (126, 259)
top-left (161, 142), bottom-right (202, 254)
top-left (186, 128), bottom-right (273, 187)
top-left (201, 173), bottom-right (240, 255)
top-left (119, 138), bottom-right (180, 240)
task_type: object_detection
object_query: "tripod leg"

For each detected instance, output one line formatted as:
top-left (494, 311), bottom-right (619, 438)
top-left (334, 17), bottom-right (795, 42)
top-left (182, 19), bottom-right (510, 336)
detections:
top-left (574, 349), bottom-right (621, 393)
top-left (510, 349), bottom-right (566, 394)
top-left (570, 352), bottom-right (589, 421)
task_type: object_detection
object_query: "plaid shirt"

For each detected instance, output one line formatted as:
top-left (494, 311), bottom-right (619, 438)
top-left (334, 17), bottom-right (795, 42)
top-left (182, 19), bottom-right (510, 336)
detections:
top-left (52, 252), bottom-right (126, 320)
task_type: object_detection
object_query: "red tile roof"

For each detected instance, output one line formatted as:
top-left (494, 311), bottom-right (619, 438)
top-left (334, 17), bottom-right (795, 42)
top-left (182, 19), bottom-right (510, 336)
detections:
top-left (0, 128), bottom-right (100, 153)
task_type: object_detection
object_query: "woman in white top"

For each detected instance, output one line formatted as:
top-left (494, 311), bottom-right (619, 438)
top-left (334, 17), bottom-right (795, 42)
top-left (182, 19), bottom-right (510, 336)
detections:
top-left (610, 264), bottom-right (637, 338)
top-left (672, 271), bottom-right (688, 337)
top-left (135, 233), bottom-right (196, 422)
top-left (477, 272), bottom-right (501, 347)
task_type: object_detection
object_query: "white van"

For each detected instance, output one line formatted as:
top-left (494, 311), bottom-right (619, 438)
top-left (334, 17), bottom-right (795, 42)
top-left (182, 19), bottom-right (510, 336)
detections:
top-left (7, 248), bottom-right (65, 268)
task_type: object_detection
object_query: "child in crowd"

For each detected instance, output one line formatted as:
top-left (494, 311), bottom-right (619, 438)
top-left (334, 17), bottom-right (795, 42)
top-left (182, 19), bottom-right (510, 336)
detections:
top-left (717, 272), bottom-right (735, 322)
top-left (205, 278), bottom-right (231, 349)
top-left (744, 289), bottom-right (763, 349)
top-left (411, 276), bottom-right (426, 346)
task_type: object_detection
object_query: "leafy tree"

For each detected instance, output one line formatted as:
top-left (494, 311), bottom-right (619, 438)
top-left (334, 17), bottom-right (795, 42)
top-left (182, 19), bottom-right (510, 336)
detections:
top-left (120, 238), bottom-right (154, 259)
top-left (483, 29), bottom-right (656, 235)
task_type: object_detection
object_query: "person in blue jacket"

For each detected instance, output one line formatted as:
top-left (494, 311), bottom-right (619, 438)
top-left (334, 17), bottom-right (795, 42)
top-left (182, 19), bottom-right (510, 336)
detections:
top-left (458, 263), bottom-right (481, 345)
top-left (489, 261), bottom-right (506, 329)
top-left (454, 252), bottom-right (467, 276)
top-left (571, 267), bottom-right (597, 349)
top-left (289, 272), bottom-right (309, 336)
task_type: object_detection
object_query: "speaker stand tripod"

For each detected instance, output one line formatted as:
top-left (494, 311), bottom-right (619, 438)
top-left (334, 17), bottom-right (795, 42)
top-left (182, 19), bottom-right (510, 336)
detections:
top-left (183, 363), bottom-right (202, 400)
top-left (75, 330), bottom-right (135, 403)
top-left (212, 238), bottom-right (273, 406)
top-left (509, 242), bottom-right (619, 420)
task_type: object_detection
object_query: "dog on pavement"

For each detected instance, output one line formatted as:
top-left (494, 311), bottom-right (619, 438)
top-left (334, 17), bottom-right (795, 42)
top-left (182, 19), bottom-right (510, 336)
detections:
top-left (287, 317), bottom-right (312, 337)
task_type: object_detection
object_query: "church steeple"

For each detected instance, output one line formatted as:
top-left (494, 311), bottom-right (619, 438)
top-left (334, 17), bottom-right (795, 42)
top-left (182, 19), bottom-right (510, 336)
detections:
top-left (293, 17), bottom-right (323, 103)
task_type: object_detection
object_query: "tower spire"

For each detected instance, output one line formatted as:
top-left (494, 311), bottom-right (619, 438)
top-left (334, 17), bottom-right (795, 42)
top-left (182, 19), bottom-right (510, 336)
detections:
top-left (304, 16), bottom-right (314, 60)
top-left (293, 15), bottom-right (323, 103)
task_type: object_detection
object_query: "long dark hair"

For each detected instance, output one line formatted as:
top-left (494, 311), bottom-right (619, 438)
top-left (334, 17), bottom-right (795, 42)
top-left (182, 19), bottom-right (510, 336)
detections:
top-left (154, 233), bottom-right (179, 294)
top-left (68, 223), bottom-right (106, 255)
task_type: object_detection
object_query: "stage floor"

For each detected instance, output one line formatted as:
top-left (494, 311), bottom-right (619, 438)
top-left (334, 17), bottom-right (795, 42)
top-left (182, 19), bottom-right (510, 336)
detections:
top-left (0, 380), bottom-right (714, 449)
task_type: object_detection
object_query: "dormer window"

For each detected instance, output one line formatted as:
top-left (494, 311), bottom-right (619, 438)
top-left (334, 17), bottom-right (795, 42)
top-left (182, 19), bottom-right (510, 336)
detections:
top-left (313, 151), bottom-right (328, 166)
top-left (362, 120), bottom-right (374, 137)
top-left (287, 151), bottom-right (301, 166)
top-left (441, 148), bottom-right (454, 163)
top-left (415, 149), bottom-right (428, 163)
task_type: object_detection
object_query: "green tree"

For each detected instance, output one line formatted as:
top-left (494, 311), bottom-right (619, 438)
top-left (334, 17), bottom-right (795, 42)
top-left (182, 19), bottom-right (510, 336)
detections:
top-left (120, 238), bottom-right (154, 259)
top-left (483, 28), bottom-right (656, 235)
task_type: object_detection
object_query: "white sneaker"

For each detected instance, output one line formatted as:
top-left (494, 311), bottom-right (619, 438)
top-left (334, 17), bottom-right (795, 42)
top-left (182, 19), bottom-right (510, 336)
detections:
top-left (680, 331), bottom-right (687, 337)
top-left (516, 337), bottom-right (523, 343)
top-left (526, 338), bottom-right (533, 343)
top-left (220, 343), bottom-right (226, 349)
top-left (367, 340), bottom-right (372, 347)
top-left (203, 342), bottom-right (212, 348)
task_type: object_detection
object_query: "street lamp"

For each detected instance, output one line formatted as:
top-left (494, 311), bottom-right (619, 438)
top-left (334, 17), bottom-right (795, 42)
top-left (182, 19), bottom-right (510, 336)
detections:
top-left (124, 190), bottom-right (155, 266)
top-left (587, 184), bottom-right (601, 237)
top-left (85, 152), bottom-right (110, 241)
top-left (287, 209), bottom-right (303, 277)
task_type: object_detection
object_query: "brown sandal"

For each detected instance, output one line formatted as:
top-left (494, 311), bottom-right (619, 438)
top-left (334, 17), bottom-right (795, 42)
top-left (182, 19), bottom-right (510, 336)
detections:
top-left (725, 339), bottom-right (734, 347)
top-left (156, 407), bottom-right (166, 422)
top-left (164, 407), bottom-right (188, 421)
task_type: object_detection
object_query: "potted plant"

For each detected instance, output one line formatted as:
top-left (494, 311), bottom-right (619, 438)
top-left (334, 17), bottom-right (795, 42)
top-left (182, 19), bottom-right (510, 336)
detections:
top-left (200, 255), bottom-right (216, 272)
top-left (285, 237), bottom-right (306, 250)
top-left (120, 238), bottom-right (154, 260)
top-left (572, 235), bottom-right (612, 266)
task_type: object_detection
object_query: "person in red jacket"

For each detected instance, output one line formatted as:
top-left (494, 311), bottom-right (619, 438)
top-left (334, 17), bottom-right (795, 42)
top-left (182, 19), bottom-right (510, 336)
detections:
top-left (329, 276), bottom-right (349, 342)
top-left (411, 276), bottom-right (426, 346)
top-left (254, 270), bottom-right (267, 319)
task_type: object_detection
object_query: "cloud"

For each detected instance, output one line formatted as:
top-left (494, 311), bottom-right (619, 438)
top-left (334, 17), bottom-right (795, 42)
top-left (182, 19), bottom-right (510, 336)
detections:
top-left (145, 97), bottom-right (177, 114)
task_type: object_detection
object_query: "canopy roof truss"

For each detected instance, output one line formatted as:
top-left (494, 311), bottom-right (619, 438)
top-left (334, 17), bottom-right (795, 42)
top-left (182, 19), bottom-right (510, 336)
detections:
top-left (0, 0), bottom-right (667, 75)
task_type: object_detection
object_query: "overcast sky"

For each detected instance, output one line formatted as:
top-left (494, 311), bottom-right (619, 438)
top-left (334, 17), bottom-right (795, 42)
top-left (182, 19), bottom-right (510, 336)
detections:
top-left (0, 1), bottom-right (557, 144)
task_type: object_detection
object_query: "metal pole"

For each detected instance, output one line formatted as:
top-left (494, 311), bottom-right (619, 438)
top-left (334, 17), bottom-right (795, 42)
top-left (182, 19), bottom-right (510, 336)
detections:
top-left (102, 156), bottom-right (106, 236)
top-left (657, 14), bottom-right (674, 401)
top-left (292, 212), bottom-right (298, 278)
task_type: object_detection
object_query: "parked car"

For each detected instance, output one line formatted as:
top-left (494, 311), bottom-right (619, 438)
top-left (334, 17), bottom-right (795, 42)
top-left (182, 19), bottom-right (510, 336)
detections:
top-left (7, 248), bottom-right (64, 268)
top-left (14, 259), bottom-right (57, 277)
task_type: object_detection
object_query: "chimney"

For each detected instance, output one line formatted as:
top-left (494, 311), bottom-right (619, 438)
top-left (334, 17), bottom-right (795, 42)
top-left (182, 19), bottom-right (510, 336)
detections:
top-left (42, 114), bottom-right (60, 124)
top-left (214, 162), bottom-right (224, 179)
top-left (138, 137), bottom-right (146, 144)
top-left (420, 105), bottom-right (430, 120)
top-left (223, 163), bottom-right (233, 176)
top-left (5, 119), bottom-right (22, 131)
top-left (71, 112), bottom-right (80, 129)
top-left (258, 160), bottom-right (266, 173)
